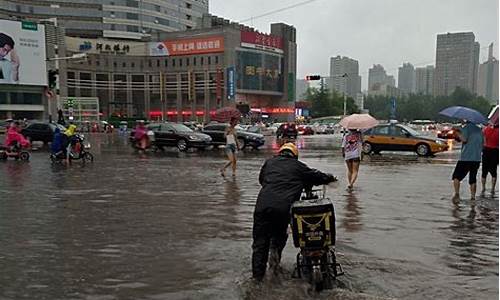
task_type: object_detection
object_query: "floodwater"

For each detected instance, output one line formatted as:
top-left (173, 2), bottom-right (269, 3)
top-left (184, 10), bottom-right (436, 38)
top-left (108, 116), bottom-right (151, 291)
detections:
top-left (0, 134), bottom-right (497, 299)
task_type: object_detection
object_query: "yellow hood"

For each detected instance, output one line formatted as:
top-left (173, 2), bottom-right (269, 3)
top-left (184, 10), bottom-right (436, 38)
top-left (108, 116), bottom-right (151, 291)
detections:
top-left (64, 124), bottom-right (77, 136)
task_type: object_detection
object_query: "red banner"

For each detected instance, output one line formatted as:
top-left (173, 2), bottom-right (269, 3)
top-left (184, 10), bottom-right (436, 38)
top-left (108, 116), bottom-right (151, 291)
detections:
top-left (241, 31), bottom-right (283, 49)
top-left (150, 36), bottom-right (224, 56)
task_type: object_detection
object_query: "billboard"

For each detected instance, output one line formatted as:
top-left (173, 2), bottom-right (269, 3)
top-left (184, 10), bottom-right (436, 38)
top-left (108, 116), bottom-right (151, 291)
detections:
top-left (241, 31), bottom-right (283, 54)
top-left (227, 66), bottom-right (235, 100)
top-left (149, 36), bottom-right (224, 56)
top-left (236, 50), bottom-right (283, 92)
top-left (0, 20), bottom-right (47, 85)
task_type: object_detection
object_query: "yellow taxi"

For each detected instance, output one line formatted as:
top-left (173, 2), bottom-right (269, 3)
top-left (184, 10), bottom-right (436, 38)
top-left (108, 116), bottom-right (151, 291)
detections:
top-left (362, 123), bottom-right (449, 156)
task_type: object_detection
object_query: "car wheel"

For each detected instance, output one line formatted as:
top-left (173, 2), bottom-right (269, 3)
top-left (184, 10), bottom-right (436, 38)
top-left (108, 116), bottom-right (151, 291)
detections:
top-left (177, 139), bottom-right (188, 152)
top-left (416, 143), bottom-right (430, 156)
top-left (237, 137), bottom-right (246, 150)
top-left (362, 142), bottom-right (372, 154)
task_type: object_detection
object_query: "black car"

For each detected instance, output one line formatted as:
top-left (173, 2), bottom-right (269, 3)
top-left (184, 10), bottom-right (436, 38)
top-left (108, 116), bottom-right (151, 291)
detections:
top-left (21, 122), bottom-right (66, 143)
top-left (202, 123), bottom-right (265, 149)
top-left (149, 123), bottom-right (212, 152)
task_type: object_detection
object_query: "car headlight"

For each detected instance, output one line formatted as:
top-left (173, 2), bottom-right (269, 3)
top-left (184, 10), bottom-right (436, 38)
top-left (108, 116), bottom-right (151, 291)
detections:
top-left (188, 135), bottom-right (201, 141)
top-left (436, 140), bottom-right (445, 145)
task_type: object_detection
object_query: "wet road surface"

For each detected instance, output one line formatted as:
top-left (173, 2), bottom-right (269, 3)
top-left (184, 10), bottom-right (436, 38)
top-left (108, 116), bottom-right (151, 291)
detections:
top-left (0, 134), bottom-right (498, 299)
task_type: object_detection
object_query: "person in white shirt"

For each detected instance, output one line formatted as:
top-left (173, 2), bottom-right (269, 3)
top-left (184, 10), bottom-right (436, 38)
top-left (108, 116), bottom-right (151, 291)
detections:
top-left (220, 118), bottom-right (240, 177)
top-left (341, 129), bottom-right (363, 191)
top-left (0, 33), bottom-right (20, 83)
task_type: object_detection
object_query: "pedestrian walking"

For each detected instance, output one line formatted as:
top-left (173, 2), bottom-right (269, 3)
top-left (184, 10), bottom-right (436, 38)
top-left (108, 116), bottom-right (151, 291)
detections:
top-left (452, 121), bottom-right (484, 200)
top-left (220, 118), bottom-right (240, 177)
top-left (341, 129), bottom-right (363, 191)
top-left (481, 123), bottom-right (498, 196)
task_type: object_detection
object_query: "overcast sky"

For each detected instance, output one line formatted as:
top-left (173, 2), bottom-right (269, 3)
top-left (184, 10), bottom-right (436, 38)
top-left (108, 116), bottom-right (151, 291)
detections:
top-left (210, 0), bottom-right (499, 90)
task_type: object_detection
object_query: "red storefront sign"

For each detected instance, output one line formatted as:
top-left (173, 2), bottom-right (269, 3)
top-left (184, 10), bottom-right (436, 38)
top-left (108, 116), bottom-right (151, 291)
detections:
top-left (240, 31), bottom-right (283, 50)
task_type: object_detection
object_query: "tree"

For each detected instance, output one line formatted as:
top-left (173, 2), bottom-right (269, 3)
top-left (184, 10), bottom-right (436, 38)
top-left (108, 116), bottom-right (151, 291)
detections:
top-left (364, 87), bottom-right (494, 121)
top-left (304, 87), bottom-right (359, 118)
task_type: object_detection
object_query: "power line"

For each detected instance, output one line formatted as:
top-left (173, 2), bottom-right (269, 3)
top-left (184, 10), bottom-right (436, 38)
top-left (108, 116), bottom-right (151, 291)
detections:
top-left (239, 0), bottom-right (322, 23)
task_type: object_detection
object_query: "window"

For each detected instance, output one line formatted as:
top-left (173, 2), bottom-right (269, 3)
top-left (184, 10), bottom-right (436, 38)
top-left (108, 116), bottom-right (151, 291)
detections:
top-left (148, 60), bottom-right (152, 67)
top-left (186, 58), bottom-right (189, 66)
top-left (96, 60), bottom-right (100, 66)
top-left (373, 126), bottom-right (389, 135)
top-left (110, 24), bottom-right (116, 30)
top-left (164, 60), bottom-right (168, 67)
top-left (157, 60), bottom-right (160, 67)
top-left (158, 18), bottom-right (170, 26)
top-left (131, 62), bottom-right (135, 68)
top-left (113, 62), bottom-right (117, 67)
top-left (126, 0), bottom-right (139, 8)
top-left (186, 15), bottom-right (192, 20)
top-left (126, 13), bottom-right (139, 20)
top-left (186, 25), bottom-right (192, 30)
top-left (193, 57), bottom-right (196, 66)
top-left (179, 59), bottom-right (183, 67)
top-left (29, 6), bottom-right (33, 14)
top-left (172, 59), bottom-right (176, 67)
top-left (122, 62), bottom-right (126, 68)
top-left (186, 2), bottom-right (192, 9)
top-left (88, 60), bottom-right (92, 65)
top-left (67, 72), bottom-right (75, 79)
top-left (127, 25), bottom-right (139, 32)
top-left (215, 56), bottom-right (218, 64)
top-left (161, 124), bottom-right (175, 132)
top-left (155, 5), bottom-right (161, 12)
top-left (207, 56), bottom-right (211, 65)
top-left (200, 57), bottom-right (204, 65)
top-left (16, 5), bottom-right (21, 12)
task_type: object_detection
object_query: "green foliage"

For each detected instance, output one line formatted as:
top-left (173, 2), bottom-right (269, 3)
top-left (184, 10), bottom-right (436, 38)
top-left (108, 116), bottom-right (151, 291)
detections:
top-left (304, 87), bottom-right (360, 118)
top-left (364, 87), bottom-right (493, 121)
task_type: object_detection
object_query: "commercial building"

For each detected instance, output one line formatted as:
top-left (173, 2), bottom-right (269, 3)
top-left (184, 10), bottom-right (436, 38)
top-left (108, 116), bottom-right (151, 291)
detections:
top-left (477, 43), bottom-right (499, 104)
top-left (329, 55), bottom-right (361, 99)
top-left (368, 64), bottom-right (396, 96)
top-left (415, 65), bottom-right (434, 95)
top-left (62, 14), bottom-right (297, 122)
top-left (397, 62), bottom-right (415, 94)
top-left (0, 0), bottom-right (208, 40)
top-left (433, 32), bottom-right (479, 96)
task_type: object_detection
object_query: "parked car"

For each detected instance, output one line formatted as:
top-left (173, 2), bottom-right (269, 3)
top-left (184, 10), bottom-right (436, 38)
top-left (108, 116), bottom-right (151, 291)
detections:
top-left (363, 123), bottom-right (448, 156)
top-left (21, 122), bottom-right (66, 144)
top-left (183, 122), bottom-right (202, 131)
top-left (202, 123), bottom-right (265, 149)
top-left (437, 126), bottom-right (460, 140)
top-left (298, 125), bottom-right (314, 135)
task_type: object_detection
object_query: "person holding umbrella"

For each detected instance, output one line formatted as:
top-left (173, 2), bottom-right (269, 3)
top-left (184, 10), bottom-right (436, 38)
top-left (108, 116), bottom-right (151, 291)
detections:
top-left (440, 106), bottom-right (487, 200)
top-left (339, 114), bottom-right (378, 191)
top-left (220, 117), bottom-right (240, 177)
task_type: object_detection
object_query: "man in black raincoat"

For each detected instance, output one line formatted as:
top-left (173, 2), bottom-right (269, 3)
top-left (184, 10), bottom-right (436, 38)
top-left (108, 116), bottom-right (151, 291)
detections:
top-left (252, 143), bottom-right (337, 281)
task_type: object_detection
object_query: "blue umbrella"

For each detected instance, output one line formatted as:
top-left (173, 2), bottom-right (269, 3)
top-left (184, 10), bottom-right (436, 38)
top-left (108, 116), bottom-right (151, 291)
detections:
top-left (439, 106), bottom-right (487, 124)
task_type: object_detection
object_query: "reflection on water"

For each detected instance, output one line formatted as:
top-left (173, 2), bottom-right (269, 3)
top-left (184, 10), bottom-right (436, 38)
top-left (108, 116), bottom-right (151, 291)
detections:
top-left (0, 133), bottom-right (497, 300)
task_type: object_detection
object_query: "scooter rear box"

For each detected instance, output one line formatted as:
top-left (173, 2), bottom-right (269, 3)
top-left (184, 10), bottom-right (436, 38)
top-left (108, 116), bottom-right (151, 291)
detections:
top-left (291, 198), bottom-right (335, 248)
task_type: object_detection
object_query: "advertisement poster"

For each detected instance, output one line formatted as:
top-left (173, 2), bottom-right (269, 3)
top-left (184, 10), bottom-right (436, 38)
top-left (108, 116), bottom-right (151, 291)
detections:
top-left (0, 20), bottom-right (47, 85)
top-left (149, 36), bottom-right (224, 56)
top-left (236, 50), bottom-right (283, 92)
top-left (240, 31), bottom-right (283, 53)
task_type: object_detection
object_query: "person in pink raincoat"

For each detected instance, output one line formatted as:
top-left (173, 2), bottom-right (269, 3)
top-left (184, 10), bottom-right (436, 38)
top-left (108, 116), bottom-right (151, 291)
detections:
top-left (4, 122), bottom-right (30, 150)
top-left (133, 121), bottom-right (149, 151)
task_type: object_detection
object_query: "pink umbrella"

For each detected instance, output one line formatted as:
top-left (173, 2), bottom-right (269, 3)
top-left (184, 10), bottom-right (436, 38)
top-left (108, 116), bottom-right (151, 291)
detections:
top-left (339, 113), bottom-right (379, 130)
top-left (211, 107), bottom-right (241, 123)
top-left (488, 105), bottom-right (498, 126)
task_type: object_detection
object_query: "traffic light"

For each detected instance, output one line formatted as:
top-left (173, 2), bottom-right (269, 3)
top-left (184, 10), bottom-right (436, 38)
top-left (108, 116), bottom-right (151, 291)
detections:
top-left (48, 69), bottom-right (58, 89)
top-left (305, 75), bottom-right (321, 81)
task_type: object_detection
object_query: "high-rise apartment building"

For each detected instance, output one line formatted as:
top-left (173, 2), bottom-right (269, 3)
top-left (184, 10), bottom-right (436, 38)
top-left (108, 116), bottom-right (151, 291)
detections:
top-left (329, 55), bottom-right (361, 99)
top-left (398, 62), bottom-right (415, 94)
top-left (477, 43), bottom-right (499, 103)
top-left (433, 32), bottom-right (480, 96)
top-left (415, 65), bottom-right (434, 95)
top-left (368, 64), bottom-right (395, 91)
top-left (0, 0), bottom-right (208, 40)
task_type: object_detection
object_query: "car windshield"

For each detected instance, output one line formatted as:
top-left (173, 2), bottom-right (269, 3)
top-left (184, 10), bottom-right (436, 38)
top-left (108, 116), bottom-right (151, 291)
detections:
top-left (399, 124), bottom-right (420, 136)
top-left (170, 123), bottom-right (193, 133)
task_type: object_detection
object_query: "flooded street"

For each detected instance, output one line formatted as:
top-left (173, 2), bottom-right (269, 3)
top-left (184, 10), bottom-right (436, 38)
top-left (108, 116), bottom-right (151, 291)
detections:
top-left (0, 134), bottom-right (498, 300)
